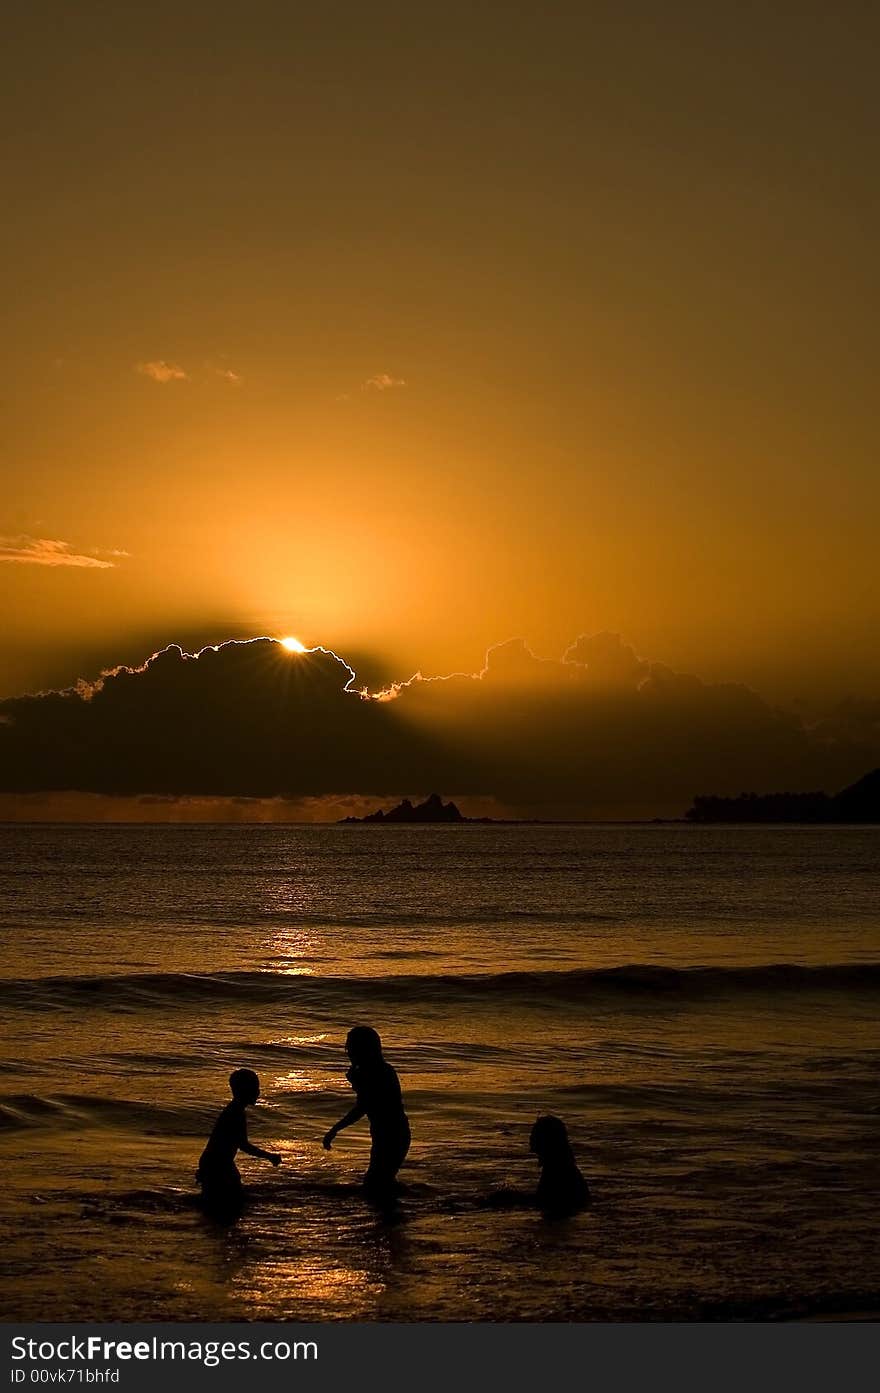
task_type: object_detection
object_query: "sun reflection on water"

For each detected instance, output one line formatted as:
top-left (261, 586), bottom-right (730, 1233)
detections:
top-left (267, 1067), bottom-right (327, 1094)
top-left (218, 1193), bottom-right (413, 1319)
top-left (254, 919), bottom-right (319, 975)
top-left (239, 1254), bottom-right (383, 1317)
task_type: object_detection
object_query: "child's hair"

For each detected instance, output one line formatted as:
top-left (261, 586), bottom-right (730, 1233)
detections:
top-left (345, 1026), bottom-right (383, 1063)
top-left (529, 1114), bottom-right (573, 1159)
top-left (229, 1068), bottom-right (260, 1100)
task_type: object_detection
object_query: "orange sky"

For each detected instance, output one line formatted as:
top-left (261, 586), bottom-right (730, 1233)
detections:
top-left (2, 3), bottom-right (879, 708)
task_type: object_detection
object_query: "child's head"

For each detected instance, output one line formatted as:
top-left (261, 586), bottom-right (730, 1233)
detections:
top-left (530, 1114), bottom-right (573, 1163)
top-left (345, 1025), bottom-right (383, 1066)
top-left (229, 1068), bottom-right (260, 1105)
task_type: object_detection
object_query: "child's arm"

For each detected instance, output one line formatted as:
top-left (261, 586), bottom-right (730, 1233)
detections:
top-left (322, 1102), bottom-right (366, 1149)
top-left (239, 1113), bottom-right (281, 1165)
top-left (241, 1139), bottom-right (281, 1165)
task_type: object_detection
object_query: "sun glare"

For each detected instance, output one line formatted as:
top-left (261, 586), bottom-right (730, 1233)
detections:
top-left (280, 636), bottom-right (307, 653)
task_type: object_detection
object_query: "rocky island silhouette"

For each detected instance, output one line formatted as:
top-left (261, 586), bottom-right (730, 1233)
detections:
top-left (340, 793), bottom-right (472, 823)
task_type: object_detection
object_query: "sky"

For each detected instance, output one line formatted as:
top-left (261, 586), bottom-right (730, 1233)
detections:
top-left (2, 3), bottom-right (878, 815)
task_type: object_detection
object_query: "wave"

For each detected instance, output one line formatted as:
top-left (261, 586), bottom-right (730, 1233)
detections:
top-left (1, 905), bottom-right (626, 930)
top-left (0, 1090), bottom-right (213, 1132)
top-left (2, 961), bottom-right (878, 1012)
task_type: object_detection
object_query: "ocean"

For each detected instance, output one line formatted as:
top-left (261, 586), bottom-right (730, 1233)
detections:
top-left (1, 823), bottom-right (878, 1321)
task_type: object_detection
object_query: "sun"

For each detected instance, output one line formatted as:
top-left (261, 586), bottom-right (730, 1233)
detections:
top-left (279, 635), bottom-right (307, 653)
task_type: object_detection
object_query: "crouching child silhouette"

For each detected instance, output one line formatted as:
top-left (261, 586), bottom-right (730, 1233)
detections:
top-left (197, 1068), bottom-right (280, 1217)
top-left (323, 1026), bottom-right (410, 1202)
top-left (530, 1114), bottom-right (590, 1216)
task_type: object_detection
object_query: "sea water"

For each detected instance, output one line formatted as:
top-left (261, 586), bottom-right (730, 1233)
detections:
top-left (1, 823), bottom-right (877, 1320)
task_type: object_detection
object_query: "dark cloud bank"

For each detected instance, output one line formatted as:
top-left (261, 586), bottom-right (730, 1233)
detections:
top-left (1, 634), bottom-right (877, 819)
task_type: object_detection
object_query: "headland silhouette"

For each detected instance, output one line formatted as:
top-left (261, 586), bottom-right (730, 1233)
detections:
top-left (686, 767), bottom-right (880, 823)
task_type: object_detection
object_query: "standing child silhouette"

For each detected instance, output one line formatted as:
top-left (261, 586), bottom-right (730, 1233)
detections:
top-left (197, 1068), bottom-right (280, 1216)
top-left (323, 1027), bottom-right (410, 1199)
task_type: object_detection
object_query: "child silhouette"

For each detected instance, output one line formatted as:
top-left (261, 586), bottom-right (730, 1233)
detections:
top-left (530, 1114), bottom-right (590, 1216)
top-left (196, 1068), bottom-right (280, 1216)
top-left (323, 1026), bottom-right (410, 1199)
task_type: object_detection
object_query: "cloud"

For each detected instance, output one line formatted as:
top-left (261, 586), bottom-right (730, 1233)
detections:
top-left (136, 360), bottom-right (243, 385)
top-left (1, 633), bottom-right (877, 817)
top-left (136, 360), bottom-right (189, 383)
top-left (563, 632), bottom-right (650, 688)
top-left (807, 697), bottom-right (880, 751)
top-left (363, 373), bottom-right (406, 391)
top-left (0, 536), bottom-right (117, 569)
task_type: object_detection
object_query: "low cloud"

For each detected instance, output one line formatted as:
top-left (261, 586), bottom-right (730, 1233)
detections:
top-left (136, 360), bottom-right (243, 386)
top-left (363, 373), bottom-right (406, 391)
top-left (136, 360), bottom-right (189, 383)
top-left (1, 633), bottom-right (876, 817)
top-left (0, 536), bottom-right (117, 569)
